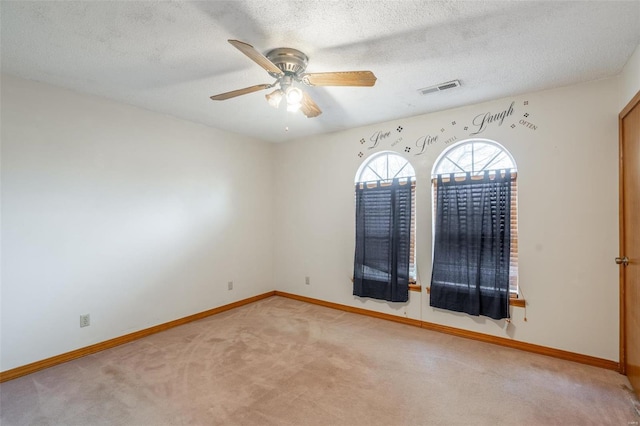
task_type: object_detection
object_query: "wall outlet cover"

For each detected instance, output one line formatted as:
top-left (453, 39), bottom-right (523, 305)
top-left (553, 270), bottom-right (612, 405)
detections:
top-left (80, 314), bottom-right (90, 328)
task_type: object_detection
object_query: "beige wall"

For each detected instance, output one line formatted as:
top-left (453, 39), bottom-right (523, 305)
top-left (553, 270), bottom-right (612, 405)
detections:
top-left (620, 43), bottom-right (640, 109)
top-left (0, 74), bottom-right (275, 371)
top-left (274, 77), bottom-right (621, 361)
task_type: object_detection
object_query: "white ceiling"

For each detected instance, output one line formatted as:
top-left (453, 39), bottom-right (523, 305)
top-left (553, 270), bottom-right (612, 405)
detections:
top-left (1, 1), bottom-right (639, 142)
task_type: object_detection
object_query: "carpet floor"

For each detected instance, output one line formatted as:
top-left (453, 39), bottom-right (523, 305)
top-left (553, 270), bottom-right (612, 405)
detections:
top-left (1, 296), bottom-right (638, 425)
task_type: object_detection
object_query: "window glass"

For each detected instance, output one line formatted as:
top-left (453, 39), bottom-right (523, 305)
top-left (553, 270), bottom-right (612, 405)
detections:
top-left (357, 152), bottom-right (415, 182)
top-left (434, 140), bottom-right (515, 176)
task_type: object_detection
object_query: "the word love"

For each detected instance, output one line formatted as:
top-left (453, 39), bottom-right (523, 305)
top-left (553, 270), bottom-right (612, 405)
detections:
top-left (367, 130), bottom-right (392, 149)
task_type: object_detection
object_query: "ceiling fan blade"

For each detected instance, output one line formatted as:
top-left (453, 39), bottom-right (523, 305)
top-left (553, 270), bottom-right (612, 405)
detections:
top-left (228, 39), bottom-right (284, 77)
top-left (210, 83), bottom-right (273, 101)
top-left (302, 71), bottom-right (377, 87)
top-left (300, 92), bottom-right (322, 118)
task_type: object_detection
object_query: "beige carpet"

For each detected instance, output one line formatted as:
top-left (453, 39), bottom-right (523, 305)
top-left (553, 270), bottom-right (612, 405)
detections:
top-left (1, 296), bottom-right (637, 425)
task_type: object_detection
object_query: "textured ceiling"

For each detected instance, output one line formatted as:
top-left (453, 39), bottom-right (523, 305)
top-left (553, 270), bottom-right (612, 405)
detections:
top-left (1, 1), bottom-right (639, 142)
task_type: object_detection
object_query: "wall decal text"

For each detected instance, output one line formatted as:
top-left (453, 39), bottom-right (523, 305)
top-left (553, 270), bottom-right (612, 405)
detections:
top-left (519, 119), bottom-right (537, 130)
top-left (470, 101), bottom-right (515, 135)
top-left (354, 99), bottom-right (538, 159)
top-left (391, 137), bottom-right (403, 147)
top-left (368, 130), bottom-right (392, 149)
top-left (443, 135), bottom-right (458, 145)
top-left (415, 134), bottom-right (439, 155)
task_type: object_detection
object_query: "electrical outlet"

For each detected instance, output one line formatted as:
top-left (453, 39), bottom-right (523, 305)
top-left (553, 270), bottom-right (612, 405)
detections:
top-left (228, 281), bottom-right (233, 290)
top-left (305, 276), bottom-right (310, 285)
top-left (80, 314), bottom-right (90, 328)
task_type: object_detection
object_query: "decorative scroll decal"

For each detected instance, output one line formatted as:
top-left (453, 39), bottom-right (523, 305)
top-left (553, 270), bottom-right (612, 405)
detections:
top-left (392, 125), bottom-right (404, 147)
top-left (367, 130), bottom-right (392, 150)
top-left (360, 127), bottom-right (405, 153)
top-left (415, 135), bottom-right (439, 155)
top-left (519, 112), bottom-right (537, 130)
top-left (355, 100), bottom-right (538, 158)
top-left (469, 101), bottom-right (515, 135)
top-left (443, 135), bottom-right (458, 145)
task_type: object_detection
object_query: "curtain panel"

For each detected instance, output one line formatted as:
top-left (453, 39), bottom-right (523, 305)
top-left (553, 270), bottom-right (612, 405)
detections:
top-left (430, 170), bottom-right (512, 320)
top-left (353, 178), bottom-right (412, 303)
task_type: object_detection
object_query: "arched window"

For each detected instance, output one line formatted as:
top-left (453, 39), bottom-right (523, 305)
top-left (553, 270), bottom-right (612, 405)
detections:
top-left (356, 151), bottom-right (416, 182)
top-left (353, 152), bottom-right (416, 302)
top-left (433, 139), bottom-right (516, 177)
top-left (430, 140), bottom-right (518, 319)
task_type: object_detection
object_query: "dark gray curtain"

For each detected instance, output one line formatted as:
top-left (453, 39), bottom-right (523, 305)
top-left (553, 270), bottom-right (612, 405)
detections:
top-left (430, 170), bottom-right (511, 320)
top-left (353, 178), bottom-right (412, 302)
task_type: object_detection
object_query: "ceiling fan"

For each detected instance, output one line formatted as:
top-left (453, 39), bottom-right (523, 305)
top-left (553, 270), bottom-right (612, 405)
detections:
top-left (210, 40), bottom-right (377, 118)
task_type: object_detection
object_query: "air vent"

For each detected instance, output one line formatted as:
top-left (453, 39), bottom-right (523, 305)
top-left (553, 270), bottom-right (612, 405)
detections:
top-left (419, 80), bottom-right (461, 95)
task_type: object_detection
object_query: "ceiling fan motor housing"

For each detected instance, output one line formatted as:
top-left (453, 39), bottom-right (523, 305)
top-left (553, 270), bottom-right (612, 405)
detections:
top-left (266, 48), bottom-right (309, 78)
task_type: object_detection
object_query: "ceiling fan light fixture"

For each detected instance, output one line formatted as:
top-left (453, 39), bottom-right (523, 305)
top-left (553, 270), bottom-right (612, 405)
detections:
top-left (285, 86), bottom-right (303, 105)
top-left (265, 89), bottom-right (283, 108)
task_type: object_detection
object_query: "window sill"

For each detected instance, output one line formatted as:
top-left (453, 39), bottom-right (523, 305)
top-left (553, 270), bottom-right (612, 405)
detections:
top-left (350, 278), bottom-right (422, 292)
top-left (350, 282), bottom-right (524, 308)
top-left (424, 286), bottom-right (525, 308)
